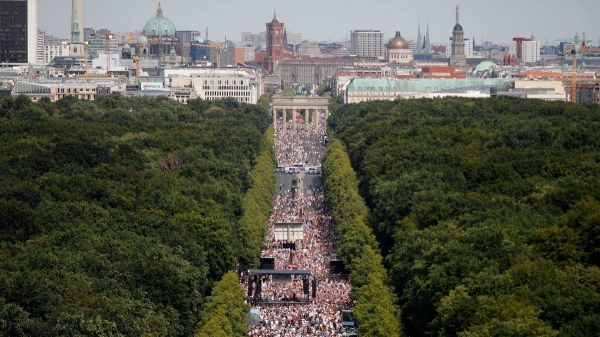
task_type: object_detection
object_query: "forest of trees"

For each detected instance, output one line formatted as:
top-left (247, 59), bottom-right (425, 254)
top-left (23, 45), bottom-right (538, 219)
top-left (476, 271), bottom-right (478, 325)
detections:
top-left (328, 97), bottom-right (600, 336)
top-left (0, 94), bottom-right (273, 336)
top-left (322, 139), bottom-right (403, 337)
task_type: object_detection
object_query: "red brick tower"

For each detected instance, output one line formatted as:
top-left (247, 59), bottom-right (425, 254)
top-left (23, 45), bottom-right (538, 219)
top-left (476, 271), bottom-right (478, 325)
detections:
top-left (265, 12), bottom-right (284, 74)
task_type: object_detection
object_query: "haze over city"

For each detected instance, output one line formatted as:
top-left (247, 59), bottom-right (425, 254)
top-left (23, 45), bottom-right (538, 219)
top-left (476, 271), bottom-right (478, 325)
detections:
top-left (40, 0), bottom-right (600, 44)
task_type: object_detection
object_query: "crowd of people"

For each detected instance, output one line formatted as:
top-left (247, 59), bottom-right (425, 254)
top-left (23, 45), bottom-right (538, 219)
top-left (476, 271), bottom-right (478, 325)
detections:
top-left (274, 111), bottom-right (326, 168)
top-left (243, 113), bottom-right (357, 337)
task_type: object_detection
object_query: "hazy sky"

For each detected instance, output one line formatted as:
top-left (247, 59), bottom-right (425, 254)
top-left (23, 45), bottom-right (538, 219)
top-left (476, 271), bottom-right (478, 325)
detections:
top-left (39, 0), bottom-right (600, 45)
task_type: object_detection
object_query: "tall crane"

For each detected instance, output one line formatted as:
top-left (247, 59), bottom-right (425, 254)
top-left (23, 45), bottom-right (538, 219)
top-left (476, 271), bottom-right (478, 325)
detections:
top-left (571, 48), bottom-right (577, 103)
top-left (91, 32), bottom-right (115, 75)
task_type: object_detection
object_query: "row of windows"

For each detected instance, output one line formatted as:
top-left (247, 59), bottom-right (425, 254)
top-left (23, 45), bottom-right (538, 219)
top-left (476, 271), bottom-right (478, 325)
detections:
top-left (55, 94), bottom-right (96, 100)
top-left (205, 96), bottom-right (251, 103)
top-left (205, 91), bottom-right (251, 97)
top-left (201, 85), bottom-right (249, 91)
top-left (55, 88), bottom-right (96, 94)
top-left (202, 79), bottom-right (245, 85)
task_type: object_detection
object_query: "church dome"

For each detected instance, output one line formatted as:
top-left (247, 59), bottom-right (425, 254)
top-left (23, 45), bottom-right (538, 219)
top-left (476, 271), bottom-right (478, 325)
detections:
top-left (194, 35), bottom-right (205, 44)
top-left (387, 30), bottom-right (408, 49)
top-left (143, 3), bottom-right (177, 37)
top-left (453, 23), bottom-right (463, 32)
top-left (123, 43), bottom-right (131, 50)
top-left (138, 35), bottom-right (148, 44)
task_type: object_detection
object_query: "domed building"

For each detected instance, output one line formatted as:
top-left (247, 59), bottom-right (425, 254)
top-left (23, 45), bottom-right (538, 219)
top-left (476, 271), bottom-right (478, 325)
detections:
top-left (386, 30), bottom-right (413, 64)
top-left (136, 3), bottom-right (180, 61)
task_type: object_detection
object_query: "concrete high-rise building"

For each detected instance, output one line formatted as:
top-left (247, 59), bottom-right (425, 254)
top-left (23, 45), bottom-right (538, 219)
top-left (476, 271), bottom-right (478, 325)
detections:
top-left (522, 40), bottom-right (541, 63)
top-left (0, 0), bottom-right (37, 63)
top-left (351, 30), bottom-right (384, 58)
top-left (286, 30), bottom-right (302, 46)
top-left (449, 5), bottom-right (466, 66)
top-left (509, 37), bottom-right (531, 61)
top-left (264, 12), bottom-right (284, 74)
top-left (37, 29), bottom-right (45, 63)
top-left (71, 0), bottom-right (84, 42)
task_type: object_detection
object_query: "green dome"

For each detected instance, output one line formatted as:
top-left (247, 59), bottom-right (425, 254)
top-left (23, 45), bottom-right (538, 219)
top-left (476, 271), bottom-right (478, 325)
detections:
top-left (474, 61), bottom-right (499, 73)
top-left (143, 3), bottom-right (176, 37)
top-left (194, 35), bottom-right (205, 44)
top-left (138, 35), bottom-right (148, 43)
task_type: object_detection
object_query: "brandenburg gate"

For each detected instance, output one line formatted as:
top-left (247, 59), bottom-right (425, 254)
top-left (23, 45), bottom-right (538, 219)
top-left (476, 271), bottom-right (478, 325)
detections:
top-left (271, 96), bottom-right (330, 133)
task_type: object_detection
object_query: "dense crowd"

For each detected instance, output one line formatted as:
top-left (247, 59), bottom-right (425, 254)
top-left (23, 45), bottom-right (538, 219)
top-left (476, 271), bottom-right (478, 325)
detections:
top-left (243, 113), bottom-right (356, 336)
top-left (274, 111), bottom-right (326, 167)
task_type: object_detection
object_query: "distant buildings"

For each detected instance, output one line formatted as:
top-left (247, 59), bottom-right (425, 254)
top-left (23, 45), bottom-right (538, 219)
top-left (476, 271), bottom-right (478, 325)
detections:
top-left (449, 6), bottom-right (467, 66)
top-left (264, 13), bottom-right (284, 74)
top-left (508, 34), bottom-right (541, 63)
top-left (344, 78), bottom-right (510, 103)
top-left (386, 30), bottom-right (412, 64)
top-left (165, 68), bottom-right (262, 104)
top-left (285, 30), bottom-right (302, 46)
top-left (446, 39), bottom-right (473, 59)
top-left (241, 31), bottom-right (266, 49)
top-left (11, 78), bottom-right (121, 102)
top-left (278, 59), bottom-right (354, 88)
top-left (298, 41), bottom-right (321, 56)
top-left (0, 0), bottom-right (38, 64)
top-left (351, 30), bottom-right (384, 58)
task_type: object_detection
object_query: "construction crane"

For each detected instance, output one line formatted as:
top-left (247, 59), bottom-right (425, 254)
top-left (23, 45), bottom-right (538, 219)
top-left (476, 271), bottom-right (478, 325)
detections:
top-left (132, 56), bottom-right (141, 85)
top-left (571, 48), bottom-right (577, 103)
top-left (91, 32), bottom-right (115, 75)
top-left (206, 42), bottom-right (227, 69)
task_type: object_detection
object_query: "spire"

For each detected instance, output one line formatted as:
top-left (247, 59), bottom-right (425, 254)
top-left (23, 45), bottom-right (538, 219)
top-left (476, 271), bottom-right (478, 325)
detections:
top-left (456, 5), bottom-right (460, 24)
top-left (157, 2), bottom-right (163, 16)
top-left (416, 20), bottom-right (422, 52)
top-left (71, 9), bottom-right (81, 43)
top-left (425, 19), bottom-right (430, 53)
top-left (531, 32), bottom-right (535, 41)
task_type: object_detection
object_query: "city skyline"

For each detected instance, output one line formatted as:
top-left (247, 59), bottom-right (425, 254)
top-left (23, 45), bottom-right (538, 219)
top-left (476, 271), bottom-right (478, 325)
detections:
top-left (39, 0), bottom-right (600, 45)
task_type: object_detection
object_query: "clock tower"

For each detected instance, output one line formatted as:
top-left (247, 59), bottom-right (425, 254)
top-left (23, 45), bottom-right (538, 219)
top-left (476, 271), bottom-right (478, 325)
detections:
top-left (265, 12), bottom-right (284, 74)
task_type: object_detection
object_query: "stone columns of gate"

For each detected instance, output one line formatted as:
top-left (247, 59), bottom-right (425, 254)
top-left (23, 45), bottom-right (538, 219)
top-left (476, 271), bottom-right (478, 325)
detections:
top-left (304, 108), bottom-right (309, 130)
top-left (282, 108), bottom-right (287, 132)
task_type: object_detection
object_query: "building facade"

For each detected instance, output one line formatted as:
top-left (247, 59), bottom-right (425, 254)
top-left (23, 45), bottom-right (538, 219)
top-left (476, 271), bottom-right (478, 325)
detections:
top-left (11, 78), bottom-right (120, 102)
top-left (133, 3), bottom-right (181, 68)
top-left (43, 44), bottom-right (70, 64)
top-left (386, 30), bottom-right (412, 64)
top-left (351, 30), bottom-right (384, 58)
top-left (449, 6), bottom-right (466, 66)
top-left (344, 78), bottom-right (510, 103)
top-left (522, 40), bottom-right (541, 63)
top-left (264, 13), bottom-right (284, 74)
top-left (278, 59), bottom-right (355, 88)
top-left (166, 68), bottom-right (262, 104)
top-left (0, 0), bottom-right (37, 63)
top-left (446, 39), bottom-right (473, 58)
